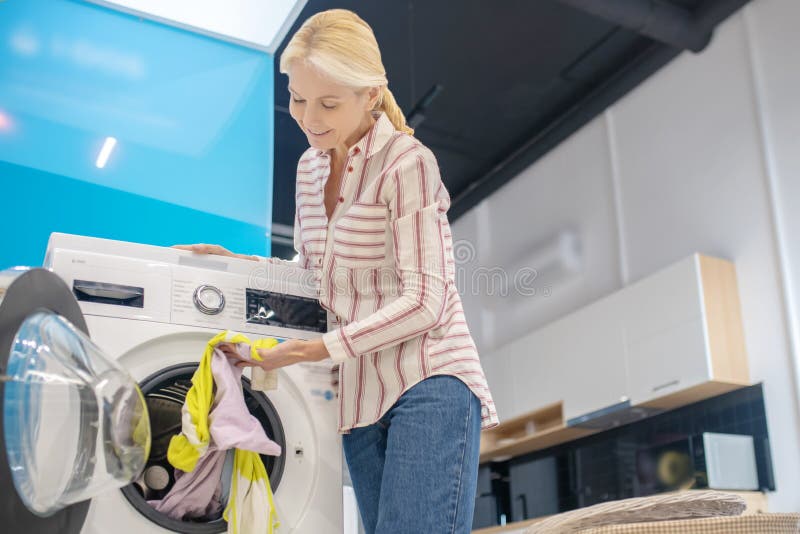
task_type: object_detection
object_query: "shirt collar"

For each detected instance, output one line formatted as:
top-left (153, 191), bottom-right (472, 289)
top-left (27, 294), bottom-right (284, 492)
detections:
top-left (315, 112), bottom-right (396, 159)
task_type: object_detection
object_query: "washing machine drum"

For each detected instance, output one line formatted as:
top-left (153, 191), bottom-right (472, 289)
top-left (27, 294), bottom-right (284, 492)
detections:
top-left (0, 268), bottom-right (151, 534)
top-left (120, 362), bottom-right (286, 533)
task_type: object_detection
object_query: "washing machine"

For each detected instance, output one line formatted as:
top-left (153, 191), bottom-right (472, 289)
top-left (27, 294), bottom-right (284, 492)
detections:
top-left (43, 232), bottom-right (343, 534)
top-left (1, 266), bottom-right (152, 534)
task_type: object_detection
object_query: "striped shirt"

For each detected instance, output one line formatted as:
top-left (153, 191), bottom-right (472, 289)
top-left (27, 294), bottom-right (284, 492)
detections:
top-left (289, 112), bottom-right (497, 434)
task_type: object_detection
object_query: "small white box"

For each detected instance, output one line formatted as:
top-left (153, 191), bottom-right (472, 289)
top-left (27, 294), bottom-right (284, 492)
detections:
top-left (703, 432), bottom-right (759, 490)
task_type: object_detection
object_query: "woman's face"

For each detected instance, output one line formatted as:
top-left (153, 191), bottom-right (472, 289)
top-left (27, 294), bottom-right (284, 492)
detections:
top-left (287, 62), bottom-right (378, 152)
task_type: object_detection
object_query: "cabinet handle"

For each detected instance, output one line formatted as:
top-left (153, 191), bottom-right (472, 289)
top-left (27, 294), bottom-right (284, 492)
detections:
top-left (652, 379), bottom-right (680, 392)
top-left (515, 494), bottom-right (528, 520)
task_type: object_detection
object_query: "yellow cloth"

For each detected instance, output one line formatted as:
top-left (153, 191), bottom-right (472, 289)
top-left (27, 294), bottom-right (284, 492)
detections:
top-left (224, 449), bottom-right (280, 534)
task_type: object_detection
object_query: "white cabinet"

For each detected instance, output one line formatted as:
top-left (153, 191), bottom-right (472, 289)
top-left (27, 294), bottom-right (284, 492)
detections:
top-left (621, 254), bottom-right (709, 404)
top-left (624, 254), bottom-right (750, 409)
top-left (487, 253), bottom-right (749, 427)
top-left (625, 316), bottom-right (709, 405)
top-left (506, 297), bottom-right (629, 425)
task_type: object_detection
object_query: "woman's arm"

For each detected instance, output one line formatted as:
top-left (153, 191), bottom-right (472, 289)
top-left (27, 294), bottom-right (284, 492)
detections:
top-left (322, 146), bottom-right (450, 363)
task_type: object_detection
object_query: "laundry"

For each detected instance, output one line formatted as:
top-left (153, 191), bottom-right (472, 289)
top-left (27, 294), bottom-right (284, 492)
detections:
top-left (225, 447), bottom-right (280, 534)
top-left (150, 448), bottom-right (227, 521)
top-left (150, 331), bottom-right (282, 533)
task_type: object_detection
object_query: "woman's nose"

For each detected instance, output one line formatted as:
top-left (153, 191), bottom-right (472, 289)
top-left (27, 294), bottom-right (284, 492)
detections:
top-left (303, 105), bottom-right (321, 126)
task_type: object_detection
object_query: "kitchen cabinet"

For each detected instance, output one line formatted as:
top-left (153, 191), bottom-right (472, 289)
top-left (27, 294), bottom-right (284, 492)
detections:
top-left (508, 456), bottom-right (559, 523)
top-left (481, 254), bottom-right (749, 461)
top-left (624, 255), bottom-right (749, 409)
top-left (508, 299), bottom-right (630, 424)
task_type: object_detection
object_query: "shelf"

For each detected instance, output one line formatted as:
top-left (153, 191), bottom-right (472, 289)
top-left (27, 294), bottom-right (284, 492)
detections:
top-left (479, 401), bottom-right (599, 463)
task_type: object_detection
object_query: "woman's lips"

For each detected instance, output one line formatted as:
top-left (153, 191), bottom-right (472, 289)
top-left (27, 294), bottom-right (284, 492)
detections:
top-left (307, 128), bottom-right (332, 137)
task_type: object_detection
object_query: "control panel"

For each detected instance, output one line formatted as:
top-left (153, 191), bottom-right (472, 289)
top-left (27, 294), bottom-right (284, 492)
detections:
top-left (46, 234), bottom-right (327, 339)
top-left (246, 288), bottom-right (327, 333)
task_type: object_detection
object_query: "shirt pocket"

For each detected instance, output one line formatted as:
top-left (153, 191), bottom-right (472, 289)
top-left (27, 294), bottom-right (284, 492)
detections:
top-left (332, 201), bottom-right (388, 268)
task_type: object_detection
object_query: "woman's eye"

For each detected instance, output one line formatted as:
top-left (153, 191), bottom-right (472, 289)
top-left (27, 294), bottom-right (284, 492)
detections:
top-left (292, 97), bottom-right (305, 104)
top-left (322, 103), bottom-right (337, 110)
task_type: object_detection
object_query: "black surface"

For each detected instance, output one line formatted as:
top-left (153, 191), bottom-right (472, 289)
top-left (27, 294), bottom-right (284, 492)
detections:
top-left (73, 279), bottom-right (145, 308)
top-left (271, 0), bottom-right (753, 248)
top-left (245, 288), bottom-right (327, 332)
top-left (0, 268), bottom-right (91, 534)
top-left (509, 456), bottom-right (560, 522)
top-left (558, 0), bottom-right (712, 52)
top-left (478, 384), bottom-right (775, 527)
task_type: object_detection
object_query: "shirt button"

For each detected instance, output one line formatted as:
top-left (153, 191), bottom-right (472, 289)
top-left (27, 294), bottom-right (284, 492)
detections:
top-left (347, 166), bottom-right (353, 172)
top-left (353, 147), bottom-right (361, 154)
top-left (338, 196), bottom-right (344, 203)
top-left (317, 258), bottom-right (322, 265)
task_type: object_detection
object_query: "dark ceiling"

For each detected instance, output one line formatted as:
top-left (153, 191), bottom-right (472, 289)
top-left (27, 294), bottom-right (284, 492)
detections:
top-left (271, 0), bottom-right (750, 257)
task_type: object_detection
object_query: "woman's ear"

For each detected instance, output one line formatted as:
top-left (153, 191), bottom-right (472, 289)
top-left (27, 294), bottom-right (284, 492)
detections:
top-left (366, 86), bottom-right (381, 111)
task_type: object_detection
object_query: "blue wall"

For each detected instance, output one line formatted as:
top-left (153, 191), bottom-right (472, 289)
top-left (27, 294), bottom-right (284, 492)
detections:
top-left (0, 0), bottom-right (274, 267)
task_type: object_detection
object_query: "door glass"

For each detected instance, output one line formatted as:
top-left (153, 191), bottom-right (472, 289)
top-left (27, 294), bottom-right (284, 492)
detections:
top-left (3, 311), bottom-right (150, 516)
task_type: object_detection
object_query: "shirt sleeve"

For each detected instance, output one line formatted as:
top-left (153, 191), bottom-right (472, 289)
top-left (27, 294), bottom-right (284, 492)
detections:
top-left (322, 146), bottom-right (450, 363)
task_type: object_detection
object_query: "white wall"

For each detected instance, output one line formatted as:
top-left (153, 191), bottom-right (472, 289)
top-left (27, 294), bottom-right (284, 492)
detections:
top-left (454, 0), bottom-right (800, 511)
top-left (456, 117), bottom-right (623, 354)
top-left (745, 0), bottom-right (800, 454)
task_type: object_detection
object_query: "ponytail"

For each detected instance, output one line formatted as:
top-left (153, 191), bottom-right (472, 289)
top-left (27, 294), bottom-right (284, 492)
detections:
top-left (377, 86), bottom-right (414, 135)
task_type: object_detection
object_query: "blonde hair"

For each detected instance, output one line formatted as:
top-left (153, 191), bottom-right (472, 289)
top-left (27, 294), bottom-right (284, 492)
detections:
top-left (279, 9), bottom-right (414, 136)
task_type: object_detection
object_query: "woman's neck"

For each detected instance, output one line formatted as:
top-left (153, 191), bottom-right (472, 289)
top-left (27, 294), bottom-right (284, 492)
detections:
top-left (331, 112), bottom-right (376, 166)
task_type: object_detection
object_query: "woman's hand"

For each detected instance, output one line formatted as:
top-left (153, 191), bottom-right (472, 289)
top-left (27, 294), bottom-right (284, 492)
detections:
top-left (218, 339), bottom-right (330, 371)
top-left (172, 243), bottom-right (260, 262)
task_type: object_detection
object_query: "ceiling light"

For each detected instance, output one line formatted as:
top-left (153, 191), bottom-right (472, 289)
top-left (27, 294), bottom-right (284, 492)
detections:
top-left (96, 137), bottom-right (117, 169)
top-left (87, 0), bottom-right (308, 53)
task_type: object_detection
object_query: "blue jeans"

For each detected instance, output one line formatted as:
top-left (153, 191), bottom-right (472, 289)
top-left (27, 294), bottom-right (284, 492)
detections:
top-left (343, 375), bottom-right (481, 534)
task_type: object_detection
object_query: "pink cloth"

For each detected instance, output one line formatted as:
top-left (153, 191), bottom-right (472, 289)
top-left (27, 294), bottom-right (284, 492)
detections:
top-left (209, 344), bottom-right (282, 456)
top-left (150, 448), bottom-right (227, 520)
top-left (149, 343), bottom-right (281, 521)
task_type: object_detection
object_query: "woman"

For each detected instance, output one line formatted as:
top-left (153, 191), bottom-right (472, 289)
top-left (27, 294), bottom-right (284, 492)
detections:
top-left (178, 9), bottom-right (498, 533)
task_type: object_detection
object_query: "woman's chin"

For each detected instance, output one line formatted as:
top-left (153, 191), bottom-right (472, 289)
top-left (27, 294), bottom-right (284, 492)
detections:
top-left (307, 137), bottom-right (333, 151)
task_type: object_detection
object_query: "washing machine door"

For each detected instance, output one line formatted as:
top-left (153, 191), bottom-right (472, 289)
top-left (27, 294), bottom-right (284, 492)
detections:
top-left (0, 268), bottom-right (151, 534)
